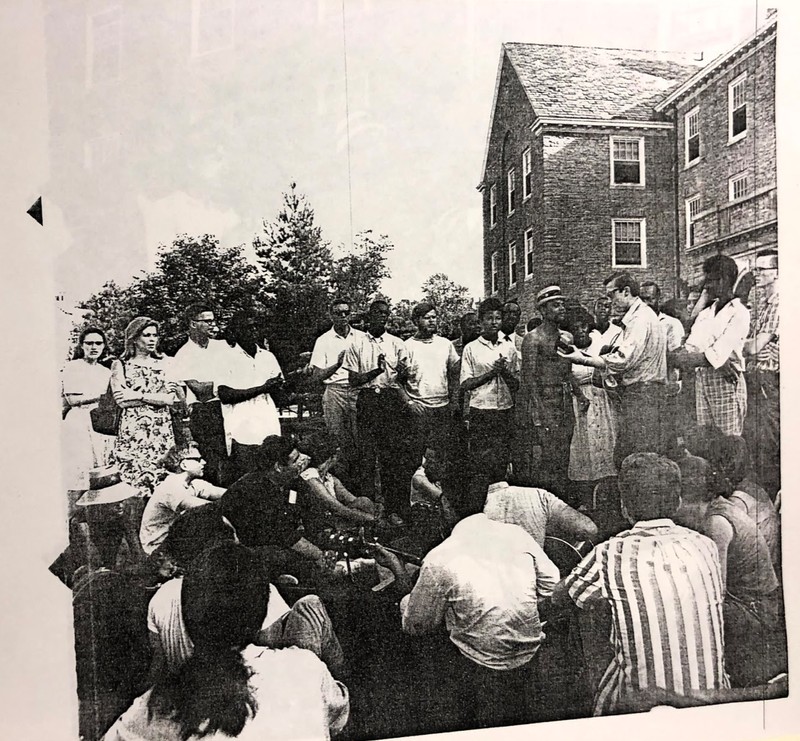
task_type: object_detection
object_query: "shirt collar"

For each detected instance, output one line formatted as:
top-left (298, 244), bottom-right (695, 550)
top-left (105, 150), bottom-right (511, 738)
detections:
top-left (487, 481), bottom-right (509, 495)
top-left (477, 335), bottom-right (502, 348)
top-left (620, 297), bottom-right (643, 327)
top-left (367, 331), bottom-right (385, 343)
top-left (630, 518), bottom-right (676, 531)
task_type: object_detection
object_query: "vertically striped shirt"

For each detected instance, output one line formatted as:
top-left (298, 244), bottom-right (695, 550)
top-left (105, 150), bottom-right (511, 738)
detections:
top-left (564, 519), bottom-right (729, 716)
top-left (748, 289), bottom-right (779, 372)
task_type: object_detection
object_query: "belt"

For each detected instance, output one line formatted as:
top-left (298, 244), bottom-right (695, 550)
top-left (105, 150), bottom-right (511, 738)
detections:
top-left (622, 380), bottom-right (665, 391)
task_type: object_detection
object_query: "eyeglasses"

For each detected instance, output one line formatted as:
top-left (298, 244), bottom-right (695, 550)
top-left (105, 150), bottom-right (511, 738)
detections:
top-left (752, 267), bottom-right (777, 273)
top-left (183, 456), bottom-right (205, 463)
top-left (193, 318), bottom-right (218, 325)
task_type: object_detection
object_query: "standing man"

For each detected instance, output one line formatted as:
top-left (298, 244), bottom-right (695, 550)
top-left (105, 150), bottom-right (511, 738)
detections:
top-left (640, 282), bottom-right (685, 352)
top-left (171, 303), bottom-right (231, 485)
top-left (451, 311), bottom-right (481, 358)
top-left (500, 299), bottom-right (525, 355)
top-left (560, 273), bottom-right (667, 466)
top-left (552, 453), bottom-right (729, 716)
top-left (671, 255), bottom-right (750, 437)
top-left (459, 297), bottom-right (520, 477)
top-left (309, 297), bottom-right (364, 484)
top-left (402, 302), bottom-right (460, 463)
top-left (517, 286), bottom-right (578, 493)
top-left (743, 249), bottom-right (780, 497)
top-left (341, 300), bottom-right (414, 525)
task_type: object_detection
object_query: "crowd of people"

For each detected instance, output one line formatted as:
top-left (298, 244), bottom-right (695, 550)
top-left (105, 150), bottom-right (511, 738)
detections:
top-left (58, 248), bottom-right (785, 739)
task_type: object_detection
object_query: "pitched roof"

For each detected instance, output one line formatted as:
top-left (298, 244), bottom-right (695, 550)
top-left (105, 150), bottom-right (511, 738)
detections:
top-left (503, 42), bottom-right (702, 121)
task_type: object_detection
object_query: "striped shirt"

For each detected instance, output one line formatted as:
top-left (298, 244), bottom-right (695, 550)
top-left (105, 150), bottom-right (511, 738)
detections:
top-left (564, 519), bottom-right (729, 715)
top-left (748, 288), bottom-right (779, 372)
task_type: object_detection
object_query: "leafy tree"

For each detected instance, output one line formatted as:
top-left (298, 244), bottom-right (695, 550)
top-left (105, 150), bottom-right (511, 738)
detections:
top-left (330, 231), bottom-right (393, 312)
top-left (420, 273), bottom-right (475, 339)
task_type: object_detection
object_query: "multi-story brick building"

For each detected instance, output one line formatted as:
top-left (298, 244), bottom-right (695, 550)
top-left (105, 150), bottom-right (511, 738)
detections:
top-left (656, 16), bottom-right (777, 287)
top-left (479, 15), bottom-right (777, 315)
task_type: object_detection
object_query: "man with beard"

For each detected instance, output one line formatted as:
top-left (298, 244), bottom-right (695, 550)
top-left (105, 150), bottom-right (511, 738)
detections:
top-left (517, 286), bottom-right (578, 493)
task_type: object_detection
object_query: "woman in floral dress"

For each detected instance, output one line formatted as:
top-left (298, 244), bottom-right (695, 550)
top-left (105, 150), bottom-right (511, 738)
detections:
top-left (110, 317), bottom-right (185, 496)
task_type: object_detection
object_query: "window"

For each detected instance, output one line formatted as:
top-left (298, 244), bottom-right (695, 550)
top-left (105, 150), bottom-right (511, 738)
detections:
top-left (507, 168), bottom-right (516, 214)
top-left (489, 185), bottom-right (497, 227)
top-left (685, 196), bottom-right (701, 248)
top-left (729, 173), bottom-right (750, 201)
top-left (610, 137), bottom-right (644, 185)
top-left (490, 251), bottom-right (499, 294)
top-left (524, 228), bottom-right (534, 277)
top-left (612, 219), bottom-right (646, 267)
top-left (685, 107), bottom-right (700, 165)
top-left (508, 242), bottom-right (518, 286)
top-left (729, 73), bottom-right (747, 141)
top-left (86, 7), bottom-right (121, 87)
top-left (522, 148), bottom-right (532, 199)
top-left (191, 0), bottom-right (235, 56)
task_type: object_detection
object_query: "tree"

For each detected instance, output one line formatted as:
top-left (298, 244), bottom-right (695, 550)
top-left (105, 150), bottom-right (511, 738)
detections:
top-left (420, 273), bottom-right (475, 339)
top-left (330, 231), bottom-right (393, 313)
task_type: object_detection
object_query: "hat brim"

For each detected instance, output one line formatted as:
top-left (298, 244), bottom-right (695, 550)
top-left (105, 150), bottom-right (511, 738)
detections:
top-left (537, 295), bottom-right (565, 307)
top-left (76, 481), bottom-right (138, 507)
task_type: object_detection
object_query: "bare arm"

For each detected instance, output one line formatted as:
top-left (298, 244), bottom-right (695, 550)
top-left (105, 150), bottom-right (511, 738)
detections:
top-left (218, 377), bottom-right (280, 404)
top-left (744, 332), bottom-right (776, 356)
top-left (184, 379), bottom-right (215, 402)
top-left (705, 514), bottom-right (733, 592)
top-left (312, 350), bottom-right (346, 382)
top-left (549, 504), bottom-right (599, 543)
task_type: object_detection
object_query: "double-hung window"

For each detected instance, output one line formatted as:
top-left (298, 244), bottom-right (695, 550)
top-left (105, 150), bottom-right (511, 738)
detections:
top-left (612, 219), bottom-right (646, 267)
top-left (728, 73), bottom-right (747, 142)
top-left (611, 137), bottom-right (644, 185)
top-left (685, 107), bottom-right (700, 165)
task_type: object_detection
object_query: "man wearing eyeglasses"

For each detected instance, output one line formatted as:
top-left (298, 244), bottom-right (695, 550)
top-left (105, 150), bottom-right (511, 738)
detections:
top-left (743, 249), bottom-right (780, 497)
top-left (171, 303), bottom-right (232, 485)
top-left (559, 273), bottom-right (667, 467)
top-left (309, 298), bottom-right (364, 484)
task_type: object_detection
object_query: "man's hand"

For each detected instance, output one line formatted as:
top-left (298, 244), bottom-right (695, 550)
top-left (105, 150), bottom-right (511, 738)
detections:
top-left (376, 353), bottom-right (386, 372)
top-left (575, 391), bottom-right (590, 414)
top-left (407, 399), bottom-right (426, 417)
top-left (336, 349), bottom-right (346, 367)
top-left (719, 357), bottom-right (739, 383)
top-left (556, 344), bottom-right (583, 362)
top-left (262, 375), bottom-right (283, 393)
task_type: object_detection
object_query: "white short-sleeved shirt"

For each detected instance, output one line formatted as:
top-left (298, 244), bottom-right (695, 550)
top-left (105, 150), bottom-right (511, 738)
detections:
top-left (139, 474), bottom-right (225, 555)
top-left (220, 345), bottom-right (283, 452)
top-left (685, 298), bottom-right (750, 372)
top-left (170, 338), bottom-right (232, 404)
top-left (147, 577), bottom-right (291, 672)
top-left (404, 335), bottom-right (459, 407)
top-left (310, 327), bottom-right (365, 386)
top-left (459, 335), bottom-right (519, 410)
top-left (341, 331), bottom-right (409, 389)
top-left (658, 313), bottom-right (685, 353)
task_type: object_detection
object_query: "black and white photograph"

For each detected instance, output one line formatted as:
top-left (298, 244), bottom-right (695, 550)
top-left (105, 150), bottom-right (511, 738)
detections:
top-left (1, 1), bottom-right (799, 740)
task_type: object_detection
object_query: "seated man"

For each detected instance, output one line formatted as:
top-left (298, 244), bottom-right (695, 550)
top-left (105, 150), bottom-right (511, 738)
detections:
top-left (410, 447), bottom-right (445, 507)
top-left (147, 505), bottom-right (344, 681)
top-left (372, 487), bottom-right (559, 729)
top-left (220, 435), bottom-right (328, 577)
top-left (553, 453), bottom-right (729, 716)
top-left (483, 468), bottom-right (599, 548)
top-left (139, 444), bottom-right (225, 555)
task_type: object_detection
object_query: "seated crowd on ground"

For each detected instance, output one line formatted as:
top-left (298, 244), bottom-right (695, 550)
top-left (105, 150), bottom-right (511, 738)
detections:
top-left (59, 251), bottom-right (786, 739)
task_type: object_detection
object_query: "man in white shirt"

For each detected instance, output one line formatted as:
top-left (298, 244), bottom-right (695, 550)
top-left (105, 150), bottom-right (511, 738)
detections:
top-left (139, 443), bottom-right (225, 555)
top-left (217, 312), bottom-right (285, 483)
top-left (170, 303), bottom-right (232, 485)
top-left (341, 299), bottom-right (415, 523)
top-left (671, 254), bottom-right (750, 436)
top-left (309, 297), bottom-right (364, 484)
top-left (500, 300), bottom-right (525, 356)
top-left (402, 302), bottom-right (460, 464)
top-left (640, 282), bottom-right (685, 352)
top-left (371, 490), bottom-right (559, 729)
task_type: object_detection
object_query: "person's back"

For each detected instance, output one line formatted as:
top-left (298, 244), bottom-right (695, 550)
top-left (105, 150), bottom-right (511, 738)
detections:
top-left (732, 478), bottom-right (780, 566)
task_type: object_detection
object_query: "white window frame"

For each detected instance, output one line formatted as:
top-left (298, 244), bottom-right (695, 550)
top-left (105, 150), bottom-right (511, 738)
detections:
top-left (685, 107), bottom-right (700, 166)
top-left (489, 185), bottom-right (497, 228)
top-left (611, 218), bottom-right (647, 268)
top-left (729, 172), bottom-right (750, 201)
top-left (524, 228), bottom-right (534, 278)
top-left (191, 0), bottom-right (235, 57)
top-left (685, 195), bottom-right (701, 248)
top-left (610, 136), bottom-right (645, 186)
top-left (86, 7), bottom-right (122, 88)
top-left (508, 242), bottom-right (518, 287)
top-left (507, 168), bottom-right (516, 215)
top-left (728, 73), bottom-right (748, 143)
top-left (522, 148), bottom-right (532, 199)
top-left (490, 251), bottom-right (499, 294)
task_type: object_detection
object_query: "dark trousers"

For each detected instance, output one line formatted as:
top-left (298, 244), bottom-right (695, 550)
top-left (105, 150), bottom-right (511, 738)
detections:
top-left (468, 407), bottom-right (514, 474)
top-left (188, 400), bottom-right (228, 486)
top-left (743, 370), bottom-right (781, 497)
top-left (614, 383), bottom-right (668, 469)
top-left (223, 440), bottom-right (263, 487)
top-left (408, 404), bottom-right (453, 465)
top-left (356, 388), bottom-right (416, 520)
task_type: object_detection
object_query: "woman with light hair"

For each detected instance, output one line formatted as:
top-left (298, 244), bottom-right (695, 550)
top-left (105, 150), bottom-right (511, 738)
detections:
top-left (109, 317), bottom-right (185, 496)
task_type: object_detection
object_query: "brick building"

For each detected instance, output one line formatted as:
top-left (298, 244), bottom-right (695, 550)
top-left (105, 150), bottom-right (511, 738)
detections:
top-left (656, 16), bottom-right (777, 287)
top-left (479, 16), bottom-right (777, 315)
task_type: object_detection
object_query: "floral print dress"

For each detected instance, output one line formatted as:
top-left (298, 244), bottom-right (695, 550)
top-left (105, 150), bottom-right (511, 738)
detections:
top-left (110, 360), bottom-right (175, 495)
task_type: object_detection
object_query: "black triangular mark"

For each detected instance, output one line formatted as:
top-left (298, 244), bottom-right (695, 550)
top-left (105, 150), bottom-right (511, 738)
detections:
top-left (27, 196), bottom-right (43, 225)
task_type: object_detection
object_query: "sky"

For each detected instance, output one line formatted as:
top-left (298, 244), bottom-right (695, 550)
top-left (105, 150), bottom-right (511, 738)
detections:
top-left (2, 0), bottom-right (779, 306)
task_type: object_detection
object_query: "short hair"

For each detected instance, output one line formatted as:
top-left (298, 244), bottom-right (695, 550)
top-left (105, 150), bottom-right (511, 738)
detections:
top-left (702, 254), bottom-right (738, 288)
top-left (459, 311), bottom-right (477, 333)
top-left (368, 299), bottom-right (390, 314)
top-left (185, 302), bottom-right (216, 324)
top-left (411, 302), bottom-right (436, 323)
top-left (618, 453), bottom-right (681, 521)
top-left (604, 272), bottom-right (640, 297)
top-left (640, 281), bottom-right (661, 299)
top-left (257, 435), bottom-right (296, 470)
top-left (162, 503), bottom-right (236, 570)
top-left (678, 455), bottom-right (713, 504)
top-left (329, 296), bottom-right (351, 311)
top-left (565, 306), bottom-right (595, 333)
top-left (757, 248), bottom-right (778, 266)
top-left (502, 300), bottom-right (521, 311)
top-left (160, 443), bottom-right (200, 473)
top-left (527, 317), bottom-right (542, 331)
top-left (705, 434), bottom-right (750, 494)
top-left (477, 297), bottom-right (503, 319)
top-left (297, 431), bottom-right (339, 468)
